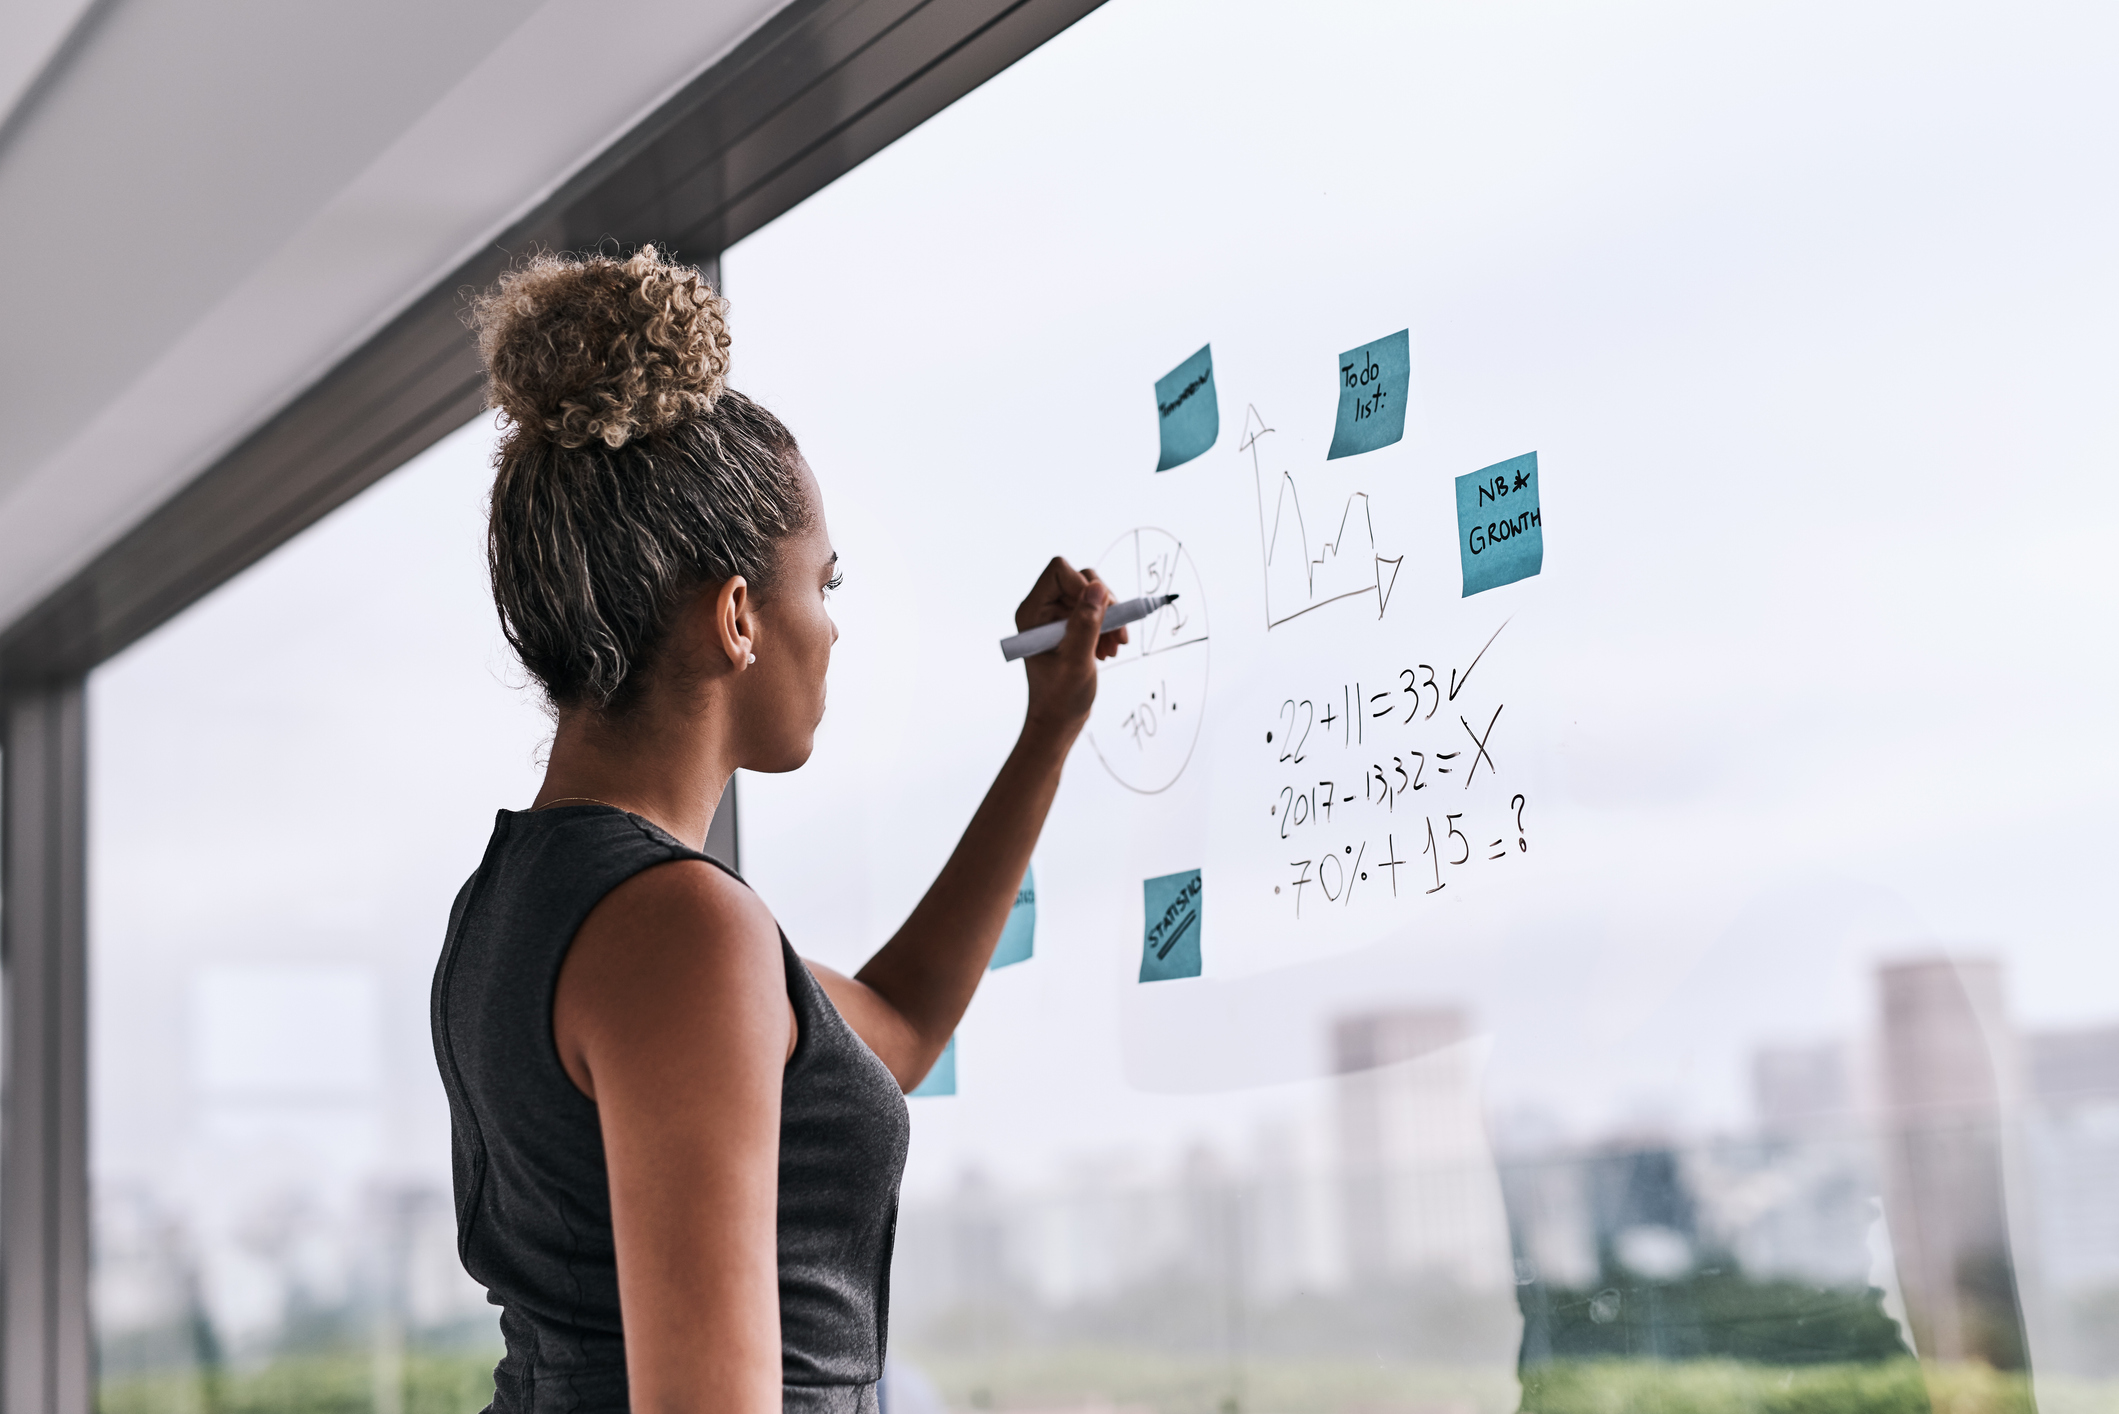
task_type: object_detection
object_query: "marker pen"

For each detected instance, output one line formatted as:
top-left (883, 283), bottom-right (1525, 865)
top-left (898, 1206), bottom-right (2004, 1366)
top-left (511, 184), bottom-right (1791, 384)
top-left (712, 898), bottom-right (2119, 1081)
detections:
top-left (999, 594), bottom-right (1179, 661)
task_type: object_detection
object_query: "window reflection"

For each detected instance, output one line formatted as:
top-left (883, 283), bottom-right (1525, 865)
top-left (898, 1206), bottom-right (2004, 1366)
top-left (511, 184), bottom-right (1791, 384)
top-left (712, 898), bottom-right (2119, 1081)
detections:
top-left (880, 955), bottom-right (2117, 1408)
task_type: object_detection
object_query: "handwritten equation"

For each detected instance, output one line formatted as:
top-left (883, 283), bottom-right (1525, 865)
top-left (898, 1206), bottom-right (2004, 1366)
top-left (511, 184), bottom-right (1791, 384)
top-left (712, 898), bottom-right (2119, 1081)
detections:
top-left (1257, 622), bottom-right (1530, 917)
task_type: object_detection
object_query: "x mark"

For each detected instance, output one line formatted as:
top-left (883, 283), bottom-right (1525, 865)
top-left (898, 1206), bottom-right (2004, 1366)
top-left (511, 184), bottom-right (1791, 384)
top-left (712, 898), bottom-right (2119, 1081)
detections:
top-left (1461, 705), bottom-right (1502, 788)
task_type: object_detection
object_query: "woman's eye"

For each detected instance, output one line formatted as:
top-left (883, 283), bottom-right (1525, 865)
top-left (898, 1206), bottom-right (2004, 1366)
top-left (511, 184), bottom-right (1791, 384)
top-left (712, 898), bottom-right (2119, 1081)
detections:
top-left (824, 572), bottom-right (844, 595)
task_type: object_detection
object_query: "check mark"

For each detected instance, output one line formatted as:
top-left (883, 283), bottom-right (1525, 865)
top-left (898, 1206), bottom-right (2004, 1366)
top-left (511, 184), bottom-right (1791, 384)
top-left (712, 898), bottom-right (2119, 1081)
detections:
top-left (1448, 619), bottom-right (1510, 703)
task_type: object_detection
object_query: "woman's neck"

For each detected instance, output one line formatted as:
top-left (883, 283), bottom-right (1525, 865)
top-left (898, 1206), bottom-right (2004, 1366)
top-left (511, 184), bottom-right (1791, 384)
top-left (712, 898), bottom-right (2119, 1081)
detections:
top-left (532, 698), bottom-right (735, 849)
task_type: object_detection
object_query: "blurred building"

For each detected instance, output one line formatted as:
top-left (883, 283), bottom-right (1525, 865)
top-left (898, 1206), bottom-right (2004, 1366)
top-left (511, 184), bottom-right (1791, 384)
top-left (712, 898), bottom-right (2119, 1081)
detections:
top-left (89, 1178), bottom-right (488, 1381)
top-left (1875, 957), bottom-right (2031, 1368)
top-left (1682, 1042), bottom-right (1879, 1288)
top-left (887, 972), bottom-right (2119, 1372)
top-left (2023, 1025), bottom-right (2119, 1296)
top-left (1333, 1009), bottom-right (1514, 1292)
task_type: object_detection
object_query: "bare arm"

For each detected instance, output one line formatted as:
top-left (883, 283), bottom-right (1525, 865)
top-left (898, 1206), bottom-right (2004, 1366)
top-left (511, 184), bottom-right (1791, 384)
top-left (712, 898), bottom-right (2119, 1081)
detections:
top-left (552, 861), bottom-right (794, 1414)
top-left (816, 558), bottom-right (1121, 1089)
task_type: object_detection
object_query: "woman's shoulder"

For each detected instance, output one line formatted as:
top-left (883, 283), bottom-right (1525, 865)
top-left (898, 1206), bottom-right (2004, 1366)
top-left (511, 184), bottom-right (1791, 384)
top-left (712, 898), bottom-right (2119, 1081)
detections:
top-left (592, 848), bottom-right (777, 945)
top-left (555, 850), bottom-right (793, 1097)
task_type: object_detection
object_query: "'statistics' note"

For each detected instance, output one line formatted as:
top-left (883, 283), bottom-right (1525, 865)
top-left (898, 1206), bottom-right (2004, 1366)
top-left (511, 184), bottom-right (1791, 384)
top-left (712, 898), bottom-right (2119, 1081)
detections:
top-left (1140, 869), bottom-right (1204, 982)
top-left (1154, 345), bottom-right (1218, 472)
top-left (989, 866), bottom-right (1035, 970)
top-left (1455, 452), bottom-right (1542, 597)
top-left (910, 1035), bottom-right (956, 1097)
top-left (1326, 330), bottom-right (1409, 460)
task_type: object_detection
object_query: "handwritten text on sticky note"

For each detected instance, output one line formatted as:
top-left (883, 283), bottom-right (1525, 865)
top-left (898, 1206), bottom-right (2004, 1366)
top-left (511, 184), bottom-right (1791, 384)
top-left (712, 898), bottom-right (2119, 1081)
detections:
top-left (1327, 330), bottom-right (1409, 460)
top-left (1154, 345), bottom-right (1218, 472)
top-left (1455, 452), bottom-right (1542, 597)
top-left (1140, 868), bottom-right (1203, 982)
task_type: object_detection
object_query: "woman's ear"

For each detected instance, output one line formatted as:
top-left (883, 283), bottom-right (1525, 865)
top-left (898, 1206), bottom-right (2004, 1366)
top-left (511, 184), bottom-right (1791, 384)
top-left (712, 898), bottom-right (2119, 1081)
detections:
top-left (712, 576), bottom-right (755, 670)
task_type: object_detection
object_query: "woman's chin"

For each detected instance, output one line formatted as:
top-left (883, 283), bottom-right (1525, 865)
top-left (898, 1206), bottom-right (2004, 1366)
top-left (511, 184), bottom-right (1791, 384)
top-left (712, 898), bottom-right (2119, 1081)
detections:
top-left (753, 737), bottom-right (818, 775)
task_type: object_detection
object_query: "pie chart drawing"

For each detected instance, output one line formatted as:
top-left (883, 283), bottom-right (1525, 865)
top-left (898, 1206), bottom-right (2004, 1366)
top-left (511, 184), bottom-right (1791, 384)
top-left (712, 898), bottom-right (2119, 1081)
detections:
top-left (1085, 527), bottom-right (1210, 795)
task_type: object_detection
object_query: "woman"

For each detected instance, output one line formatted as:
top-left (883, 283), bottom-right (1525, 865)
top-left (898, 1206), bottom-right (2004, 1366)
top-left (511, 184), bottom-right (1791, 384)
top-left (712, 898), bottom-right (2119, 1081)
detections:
top-left (431, 246), bottom-right (1123, 1413)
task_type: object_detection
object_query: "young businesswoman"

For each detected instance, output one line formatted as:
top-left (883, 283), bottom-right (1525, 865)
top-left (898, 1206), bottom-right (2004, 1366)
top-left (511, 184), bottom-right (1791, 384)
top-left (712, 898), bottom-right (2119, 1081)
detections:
top-left (431, 246), bottom-right (1122, 1413)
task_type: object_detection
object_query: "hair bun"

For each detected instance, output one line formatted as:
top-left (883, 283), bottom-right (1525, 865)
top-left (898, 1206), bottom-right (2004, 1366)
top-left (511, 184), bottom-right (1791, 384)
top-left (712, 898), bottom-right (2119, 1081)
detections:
top-left (470, 245), bottom-right (730, 450)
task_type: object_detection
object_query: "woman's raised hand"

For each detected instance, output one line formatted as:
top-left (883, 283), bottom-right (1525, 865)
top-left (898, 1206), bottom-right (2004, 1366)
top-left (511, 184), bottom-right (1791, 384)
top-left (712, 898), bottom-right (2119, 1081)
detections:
top-left (1015, 557), bottom-right (1126, 740)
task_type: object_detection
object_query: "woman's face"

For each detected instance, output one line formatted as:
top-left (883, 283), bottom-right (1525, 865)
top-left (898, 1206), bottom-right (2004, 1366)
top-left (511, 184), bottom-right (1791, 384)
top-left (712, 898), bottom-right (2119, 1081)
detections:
top-left (741, 456), bottom-right (839, 772)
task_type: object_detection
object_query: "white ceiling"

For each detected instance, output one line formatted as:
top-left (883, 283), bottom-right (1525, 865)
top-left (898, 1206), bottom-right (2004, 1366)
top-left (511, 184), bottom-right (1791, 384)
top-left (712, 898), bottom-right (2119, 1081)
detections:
top-left (0, 0), bottom-right (792, 634)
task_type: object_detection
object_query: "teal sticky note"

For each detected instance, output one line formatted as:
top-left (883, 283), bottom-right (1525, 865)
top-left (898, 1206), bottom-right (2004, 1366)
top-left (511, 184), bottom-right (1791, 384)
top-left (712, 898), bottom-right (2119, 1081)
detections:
top-left (989, 865), bottom-right (1035, 970)
top-left (1154, 345), bottom-right (1218, 471)
top-left (1140, 869), bottom-right (1203, 983)
top-left (1326, 330), bottom-right (1409, 460)
top-left (1455, 452), bottom-right (1542, 596)
top-left (910, 1035), bottom-right (956, 1097)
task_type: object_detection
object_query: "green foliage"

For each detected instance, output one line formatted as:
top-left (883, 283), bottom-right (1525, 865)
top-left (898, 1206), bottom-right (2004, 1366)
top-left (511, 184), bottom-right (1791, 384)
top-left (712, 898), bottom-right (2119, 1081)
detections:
top-left (98, 1347), bottom-right (2119, 1414)
top-left (1522, 1359), bottom-right (1934, 1414)
top-left (911, 1346), bottom-right (1521, 1414)
top-left (1522, 1359), bottom-right (2073, 1414)
top-left (1523, 1271), bottom-right (1916, 1365)
top-left (906, 1348), bottom-right (2117, 1414)
top-left (97, 1350), bottom-right (495, 1414)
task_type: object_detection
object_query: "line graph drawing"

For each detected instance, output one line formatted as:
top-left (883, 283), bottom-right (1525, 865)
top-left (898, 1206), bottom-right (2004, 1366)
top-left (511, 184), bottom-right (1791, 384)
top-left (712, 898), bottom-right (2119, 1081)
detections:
top-left (1244, 404), bottom-right (1405, 630)
top-left (1084, 527), bottom-right (1209, 795)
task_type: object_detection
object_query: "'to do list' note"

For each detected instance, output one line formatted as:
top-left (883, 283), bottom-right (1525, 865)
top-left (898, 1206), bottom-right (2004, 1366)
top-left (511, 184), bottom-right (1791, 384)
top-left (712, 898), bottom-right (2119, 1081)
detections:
top-left (1326, 329), bottom-right (1409, 460)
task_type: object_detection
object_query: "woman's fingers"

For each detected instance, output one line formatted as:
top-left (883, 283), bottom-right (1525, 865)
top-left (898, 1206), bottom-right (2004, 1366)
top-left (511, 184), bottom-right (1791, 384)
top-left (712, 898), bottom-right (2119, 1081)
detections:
top-left (1018, 559), bottom-right (1131, 662)
top-left (1077, 568), bottom-right (1120, 663)
top-left (1016, 556), bottom-right (1088, 632)
top-left (1060, 576), bottom-right (1110, 664)
top-left (1018, 556), bottom-right (1109, 736)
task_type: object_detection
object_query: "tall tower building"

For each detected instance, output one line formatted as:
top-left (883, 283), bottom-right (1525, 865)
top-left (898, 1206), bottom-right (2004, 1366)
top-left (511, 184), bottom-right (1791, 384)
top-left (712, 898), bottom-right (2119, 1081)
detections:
top-left (1875, 957), bottom-right (2031, 1367)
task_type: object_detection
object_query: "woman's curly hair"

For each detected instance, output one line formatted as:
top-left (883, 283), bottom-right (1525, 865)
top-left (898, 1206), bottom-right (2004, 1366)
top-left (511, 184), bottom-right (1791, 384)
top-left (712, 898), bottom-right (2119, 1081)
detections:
top-left (467, 246), bottom-right (809, 715)
top-left (470, 246), bottom-right (732, 449)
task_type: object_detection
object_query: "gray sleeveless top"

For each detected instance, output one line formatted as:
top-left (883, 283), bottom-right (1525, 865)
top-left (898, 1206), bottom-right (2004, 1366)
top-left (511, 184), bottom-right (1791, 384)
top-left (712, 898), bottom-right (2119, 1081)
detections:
top-left (430, 805), bottom-right (910, 1413)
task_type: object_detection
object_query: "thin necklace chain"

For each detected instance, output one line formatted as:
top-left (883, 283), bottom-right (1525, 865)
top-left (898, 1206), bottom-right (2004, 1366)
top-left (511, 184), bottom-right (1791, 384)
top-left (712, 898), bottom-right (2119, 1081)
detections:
top-left (536, 796), bottom-right (624, 811)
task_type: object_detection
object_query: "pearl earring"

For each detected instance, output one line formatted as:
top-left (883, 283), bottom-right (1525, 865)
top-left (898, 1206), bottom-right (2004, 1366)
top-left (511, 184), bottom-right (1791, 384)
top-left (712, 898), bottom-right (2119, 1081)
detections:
top-left (746, 652), bottom-right (756, 665)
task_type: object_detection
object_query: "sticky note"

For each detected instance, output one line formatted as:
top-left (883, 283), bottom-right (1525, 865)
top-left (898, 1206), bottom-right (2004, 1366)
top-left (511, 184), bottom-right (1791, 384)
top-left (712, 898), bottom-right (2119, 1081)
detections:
top-left (1455, 452), bottom-right (1542, 596)
top-left (1140, 869), bottom-right (1203, 983)
top-left (1326, 330), bottom-right (1409, 460)
top-left (1154, 345), bottom-right (1218, 471)
top-left (989, 865), bottom-right (1035, 970)
top-left (910, 1035), bottom-right (956, 1097)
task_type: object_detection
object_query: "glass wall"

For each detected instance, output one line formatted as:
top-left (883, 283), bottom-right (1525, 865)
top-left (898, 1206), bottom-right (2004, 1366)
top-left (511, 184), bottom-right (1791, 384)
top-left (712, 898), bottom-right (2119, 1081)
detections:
top-left (81, 2), bottom-right (2119, 1413)
top-left (89, 419), bottom-right (539, 1411)
top-left (719, 1), bottom-right (2119, 1411)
